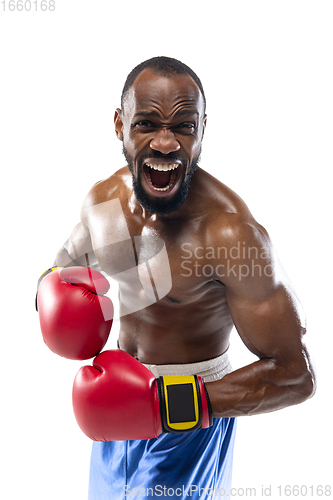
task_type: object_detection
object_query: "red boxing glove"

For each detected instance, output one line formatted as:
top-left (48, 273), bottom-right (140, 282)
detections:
top-left (72, 349), bottom-right (212, 441)
top-left (37, 267), bottom-right (113, 360)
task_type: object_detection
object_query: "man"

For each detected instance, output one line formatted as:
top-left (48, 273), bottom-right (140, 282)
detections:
top-left (37, 57), bottom-right (315, 499)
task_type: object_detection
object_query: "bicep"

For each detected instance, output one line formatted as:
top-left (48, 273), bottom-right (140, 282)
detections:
top-left (220, 221), bottom-right (307, 362)
top-left (226, 283), bottom-right (306, 361)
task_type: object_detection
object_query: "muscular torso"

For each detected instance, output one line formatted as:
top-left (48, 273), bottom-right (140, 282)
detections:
top-left (66, 166), bottom-right (255, 365)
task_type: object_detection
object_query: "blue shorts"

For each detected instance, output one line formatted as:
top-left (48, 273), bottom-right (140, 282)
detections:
top-left (88, 417), bottom-right (236, 500)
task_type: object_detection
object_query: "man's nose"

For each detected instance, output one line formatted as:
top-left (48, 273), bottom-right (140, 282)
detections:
top-left (150, 129), bottom-right (180, 154)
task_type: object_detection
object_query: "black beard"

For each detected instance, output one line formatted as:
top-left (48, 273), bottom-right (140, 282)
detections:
top-left (122, 146), bottom-right (200, 216)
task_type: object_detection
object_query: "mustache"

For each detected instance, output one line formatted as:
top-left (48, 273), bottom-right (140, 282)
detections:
top-left (140, 152), bottom-right (185, 164)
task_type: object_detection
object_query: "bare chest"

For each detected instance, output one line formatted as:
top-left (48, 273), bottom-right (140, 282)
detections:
top-left (86, 198), bottom-right (223, 303)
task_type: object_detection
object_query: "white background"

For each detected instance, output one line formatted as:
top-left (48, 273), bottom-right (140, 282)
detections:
top-left (0, 1), bottom-right (332, 498)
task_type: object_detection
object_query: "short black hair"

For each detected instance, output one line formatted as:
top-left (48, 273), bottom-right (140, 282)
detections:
top-left (121, 56), bottom-right (206, 113)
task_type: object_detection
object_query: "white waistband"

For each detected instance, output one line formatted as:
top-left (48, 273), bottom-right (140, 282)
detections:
top-left (142, 350), bottom-right (232, 383)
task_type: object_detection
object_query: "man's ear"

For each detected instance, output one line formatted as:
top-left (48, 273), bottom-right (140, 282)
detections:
top-left (114, 108), bottom-right (123, 141)
top-left (202, 114), bottom-right (207, 139)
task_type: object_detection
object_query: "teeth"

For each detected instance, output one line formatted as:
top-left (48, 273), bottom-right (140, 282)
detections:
top-left (146, 163), bottom-right (179, 171)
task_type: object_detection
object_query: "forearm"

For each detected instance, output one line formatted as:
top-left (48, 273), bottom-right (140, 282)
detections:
top-left (205, 358), bottom-right (315, 418)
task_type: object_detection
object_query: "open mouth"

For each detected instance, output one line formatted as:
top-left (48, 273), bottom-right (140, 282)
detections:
top-left (142, 161), bottom-right (183, 195)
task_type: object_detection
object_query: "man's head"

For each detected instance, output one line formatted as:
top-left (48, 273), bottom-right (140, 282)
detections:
top-left (115, 56), bottom-right (207, 216)
top-left (120, 57), bottom-right (206, 115)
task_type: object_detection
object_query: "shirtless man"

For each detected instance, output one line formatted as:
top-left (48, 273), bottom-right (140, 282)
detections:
top-left (37, 57), bottom-right (316, 499)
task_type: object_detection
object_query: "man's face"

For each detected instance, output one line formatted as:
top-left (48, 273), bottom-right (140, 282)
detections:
top-left (115, 69), bottom-right (207, 216)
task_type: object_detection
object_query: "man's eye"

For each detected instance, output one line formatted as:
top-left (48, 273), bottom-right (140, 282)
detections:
top-left (176, 123), bottom-right (196, 132)
top-left (135, 120), bottom-right (154, 128)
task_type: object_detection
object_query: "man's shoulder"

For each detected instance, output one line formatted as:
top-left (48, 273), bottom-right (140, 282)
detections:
top-left (197, 169), bottom-right (269, 250)
top-left (195, 168), bottom-right (249, 216)
top-left (82, 167), bottom-right (131, 210)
